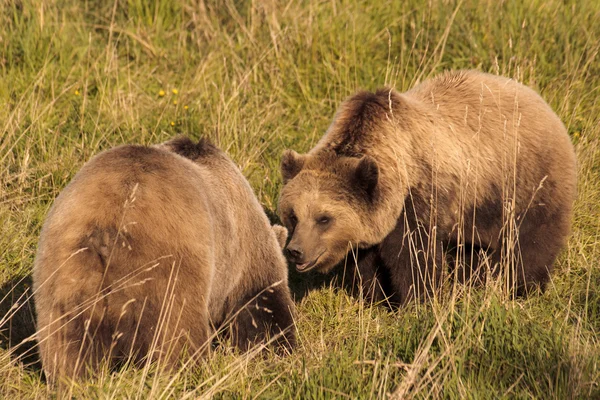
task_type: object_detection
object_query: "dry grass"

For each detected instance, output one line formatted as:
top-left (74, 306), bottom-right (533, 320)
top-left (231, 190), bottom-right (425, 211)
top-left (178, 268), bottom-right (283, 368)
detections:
top-left (1, 0), bottom-right (599, 398)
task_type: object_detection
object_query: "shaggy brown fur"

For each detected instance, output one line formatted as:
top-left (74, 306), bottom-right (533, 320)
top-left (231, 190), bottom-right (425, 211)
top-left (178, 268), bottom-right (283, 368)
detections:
top-left (272, 225), bottom-right (289, 249)
top-left (33, 136), bottom-right (295, 384)
top-left (279, 70), bottom-right (577, 304)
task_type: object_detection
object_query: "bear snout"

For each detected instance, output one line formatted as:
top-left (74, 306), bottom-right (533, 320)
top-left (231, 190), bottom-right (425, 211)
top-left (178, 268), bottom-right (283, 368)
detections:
top-left (285, 245), bottom-right (304, 263)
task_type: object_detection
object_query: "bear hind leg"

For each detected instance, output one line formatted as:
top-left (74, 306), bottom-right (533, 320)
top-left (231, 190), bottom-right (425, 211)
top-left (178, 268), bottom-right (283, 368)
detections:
top-left (230, 282), bottom-right (295, 353)
top-left (38, 307), bottom-right (113, 385)
top-left (118, 299), bottom-right (212, 372)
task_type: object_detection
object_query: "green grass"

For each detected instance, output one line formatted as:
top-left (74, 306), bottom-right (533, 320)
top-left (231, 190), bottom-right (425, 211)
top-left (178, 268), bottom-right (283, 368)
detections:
top-left (1, 0), bottom-right (599, 398)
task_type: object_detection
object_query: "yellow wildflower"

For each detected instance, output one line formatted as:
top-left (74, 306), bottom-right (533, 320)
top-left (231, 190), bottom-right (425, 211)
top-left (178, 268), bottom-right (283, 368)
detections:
top-left (173, 100), bottom-right (178, 105)
top-left (172, 88), bottom-right (179, 95)
top-left (170, 121), bottom-right (175, 126)
top-left (184, 105), bottom-right (189, 110)
top-left (75, 90), bottom-right (80, 96)
top-left (159, 90), bottom-right (165, 97)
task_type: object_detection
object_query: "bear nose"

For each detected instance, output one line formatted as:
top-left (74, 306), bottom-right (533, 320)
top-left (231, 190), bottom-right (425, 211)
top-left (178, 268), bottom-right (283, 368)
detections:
top-left (286, 246), bottom-right (303, 262)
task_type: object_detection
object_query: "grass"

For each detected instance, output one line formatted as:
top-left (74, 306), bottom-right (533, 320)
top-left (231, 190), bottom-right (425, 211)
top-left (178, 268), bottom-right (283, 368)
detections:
top-left (1, 0), bottom-right (599, 398)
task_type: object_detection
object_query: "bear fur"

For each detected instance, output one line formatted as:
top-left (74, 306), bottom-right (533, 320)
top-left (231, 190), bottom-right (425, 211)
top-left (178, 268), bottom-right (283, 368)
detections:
top-left (278, 70), bottom-right (577, 305)
top-left (33, 136), bottom-right (295, 383)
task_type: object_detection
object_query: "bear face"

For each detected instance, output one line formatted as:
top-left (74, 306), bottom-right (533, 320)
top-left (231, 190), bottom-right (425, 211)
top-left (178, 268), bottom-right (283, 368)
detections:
top-left (278, 149), bottom-right (379, 273)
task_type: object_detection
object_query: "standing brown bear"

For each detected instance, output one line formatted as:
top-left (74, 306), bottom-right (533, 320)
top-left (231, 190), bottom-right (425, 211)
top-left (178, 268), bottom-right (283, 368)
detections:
top-left (278, 70), bottom-right (577, 305)
top-left (34, 136), bottom-right (295, 384)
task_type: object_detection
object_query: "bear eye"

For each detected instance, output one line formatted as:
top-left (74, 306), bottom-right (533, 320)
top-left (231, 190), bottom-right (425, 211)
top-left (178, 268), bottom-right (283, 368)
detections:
top-left (289, 212), bottom-right (298, 226)
top-left (316, 215), bottom-right (331, 225)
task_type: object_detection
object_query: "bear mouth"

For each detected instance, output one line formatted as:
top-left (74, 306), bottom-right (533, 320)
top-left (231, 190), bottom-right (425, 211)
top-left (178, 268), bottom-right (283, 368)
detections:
top-left (296, 251), bottom-right (325, 273)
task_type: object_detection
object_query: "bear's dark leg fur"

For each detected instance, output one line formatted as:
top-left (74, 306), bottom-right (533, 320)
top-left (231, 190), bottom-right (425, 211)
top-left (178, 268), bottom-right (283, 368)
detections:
top-left (377, 212), bottom-right (444, 306)
top-left (230, 282), bottom-right (296, 353)
top-left (40, 303), bottom-right (114, 384)
top-left (350, 195), bottom-right (444, 306)
top-left (350, 248), bottom-right (390, 304)
top-left (509, 207), bottom-right (569, 297)
top-left (445, 241), bottom-right (501, 288)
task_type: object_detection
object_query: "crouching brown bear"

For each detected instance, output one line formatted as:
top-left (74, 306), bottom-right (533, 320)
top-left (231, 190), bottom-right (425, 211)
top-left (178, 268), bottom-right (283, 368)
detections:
top-left (33, 136), bottom-right (295, 383)
top-left (278, 70), bottom-right (577, 306)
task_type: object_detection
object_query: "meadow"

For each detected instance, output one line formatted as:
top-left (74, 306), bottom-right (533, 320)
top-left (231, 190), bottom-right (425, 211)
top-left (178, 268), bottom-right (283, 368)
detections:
top-left (1, 0), bottom-right (599, 398)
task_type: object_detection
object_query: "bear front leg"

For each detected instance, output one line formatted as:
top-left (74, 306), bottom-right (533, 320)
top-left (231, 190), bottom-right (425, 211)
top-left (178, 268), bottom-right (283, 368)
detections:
top-left (350, 247), bottom-right (390, 305)
top-left (230, 282), bottom-right (296, 353)
top-left (378, 214), bottom-right (444, 306)
top-left (510, 219), bottom-right (565, 297)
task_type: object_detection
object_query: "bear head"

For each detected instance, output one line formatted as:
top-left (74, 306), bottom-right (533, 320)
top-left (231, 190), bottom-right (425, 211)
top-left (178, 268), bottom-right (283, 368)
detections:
top-left (278, 149), bottom-right (379, 273)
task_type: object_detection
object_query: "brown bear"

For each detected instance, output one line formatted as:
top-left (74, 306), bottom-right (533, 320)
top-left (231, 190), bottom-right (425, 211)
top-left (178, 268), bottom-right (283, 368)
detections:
top-left (278, 70), bottom-right (577, 305)
top-left (33, 136), bottom-right (295, 383)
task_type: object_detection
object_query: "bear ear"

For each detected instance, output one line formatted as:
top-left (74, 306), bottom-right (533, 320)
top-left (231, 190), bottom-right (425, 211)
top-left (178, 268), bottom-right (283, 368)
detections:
top-left (160, 135), bottom-right (218, 159)
top-left (353, 155), bottom-right (379, 199)
top-left (271, 224), bottom-right (289, 249)
top-left (281, 150), bottom-right (306, 184)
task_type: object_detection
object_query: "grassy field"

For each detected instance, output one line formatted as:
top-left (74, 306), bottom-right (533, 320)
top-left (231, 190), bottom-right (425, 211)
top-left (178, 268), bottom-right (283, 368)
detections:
top-left (1, 0), bottom-right (599, 398)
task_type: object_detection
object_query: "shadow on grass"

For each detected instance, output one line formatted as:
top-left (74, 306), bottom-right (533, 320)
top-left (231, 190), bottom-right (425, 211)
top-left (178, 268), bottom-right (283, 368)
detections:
top-left (286, 263), bottom-right (350, 302)
top-left (0, 274), bottom-right (41, 372)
